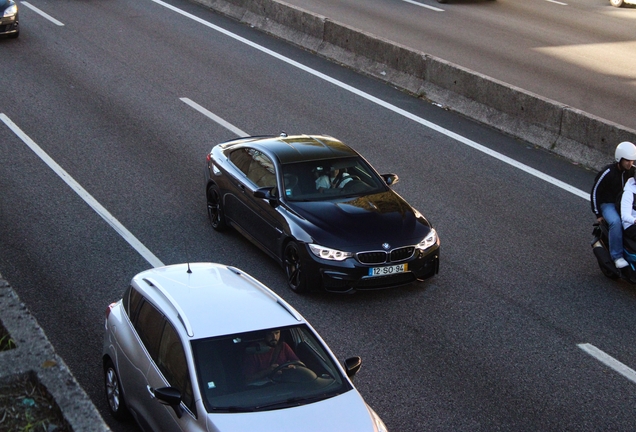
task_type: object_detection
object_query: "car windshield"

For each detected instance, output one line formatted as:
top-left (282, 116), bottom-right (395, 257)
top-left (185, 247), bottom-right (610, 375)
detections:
top-left (280, 157), bottom-right (386, 201)
top-left (191, 324), bottom-right (352, 413)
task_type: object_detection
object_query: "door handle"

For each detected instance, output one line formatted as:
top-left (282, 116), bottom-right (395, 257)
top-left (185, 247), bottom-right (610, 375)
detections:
top-left (147, 385), bottom-right (156, 399)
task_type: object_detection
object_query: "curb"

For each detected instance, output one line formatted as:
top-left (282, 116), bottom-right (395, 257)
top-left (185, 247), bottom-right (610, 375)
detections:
top-left (191, 0), bottom-right (636, 171)
top-left (0, 275), bottom-right (111, 432)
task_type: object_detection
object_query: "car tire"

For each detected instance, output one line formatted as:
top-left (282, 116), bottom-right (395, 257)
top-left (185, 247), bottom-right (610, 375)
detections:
top-left (610, 0), bottom-right (624, 6)
top-left (207, 184), bottom-right (227, 231)
top-left (104, 359), bottom-right (130, 421)
top-left (284, 241), bottom-right (308, 294)
top-left (437, 0), bottom-right (448, 3)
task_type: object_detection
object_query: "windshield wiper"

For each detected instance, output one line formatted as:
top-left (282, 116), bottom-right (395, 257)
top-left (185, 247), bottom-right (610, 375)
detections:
top-left (254, 393), bottom-right (337, 411)
top-left (209, 405), bottom-right (255, 413)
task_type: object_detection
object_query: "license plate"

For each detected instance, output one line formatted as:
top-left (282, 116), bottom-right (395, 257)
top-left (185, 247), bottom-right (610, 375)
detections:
top-left (368, 263), bottom-right (408, 277)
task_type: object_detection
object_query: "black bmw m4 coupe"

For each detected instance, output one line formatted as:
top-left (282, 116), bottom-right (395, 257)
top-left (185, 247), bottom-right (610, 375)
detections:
top-left (204, 134), bottom-right (440, 294)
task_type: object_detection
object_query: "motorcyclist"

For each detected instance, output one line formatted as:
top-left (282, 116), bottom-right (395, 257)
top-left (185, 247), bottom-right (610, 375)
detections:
top-left (620, 171), bottom-right (636, 255)
top-left (591, 141), bottom-right (636, 269)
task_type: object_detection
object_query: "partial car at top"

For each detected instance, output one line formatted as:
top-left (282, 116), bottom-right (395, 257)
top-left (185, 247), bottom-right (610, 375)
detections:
top-left (102, 263), bottom-right (387, 432)
top-left (610, 0), bottom-right (636, 7)
top-left (0, 0), bottom-right (18, 39)
top-left (204, 134), bottom-right (440, 294)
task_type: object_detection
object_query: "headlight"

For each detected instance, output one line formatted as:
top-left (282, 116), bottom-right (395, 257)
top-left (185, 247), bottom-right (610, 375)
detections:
top-left (416, 228), bottom-right (438, 250)
top-left (4, 4), bottom-right (17, 17)
top-left (308, 244), bottom-right (352, 261)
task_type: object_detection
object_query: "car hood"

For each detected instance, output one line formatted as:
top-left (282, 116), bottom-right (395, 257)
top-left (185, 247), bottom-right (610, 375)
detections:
top-left (206, 390), bottom-right (379, 431)
top-left (288, 191), bottom-right (431, 248)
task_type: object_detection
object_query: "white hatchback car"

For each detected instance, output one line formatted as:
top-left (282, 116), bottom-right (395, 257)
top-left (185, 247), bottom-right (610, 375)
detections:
top-left (102, 263), bottom-right (388, 431)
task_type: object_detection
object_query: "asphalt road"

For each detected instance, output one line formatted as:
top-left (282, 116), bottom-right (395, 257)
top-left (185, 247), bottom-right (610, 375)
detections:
top-left (281, 0), bottom-right (636, 131)
top-left (1, 0), bottom-right (636, 431)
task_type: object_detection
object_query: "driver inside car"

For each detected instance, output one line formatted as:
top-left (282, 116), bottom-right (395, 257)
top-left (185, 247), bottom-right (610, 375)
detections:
top-left (243, 329), bottom-right (305, 384)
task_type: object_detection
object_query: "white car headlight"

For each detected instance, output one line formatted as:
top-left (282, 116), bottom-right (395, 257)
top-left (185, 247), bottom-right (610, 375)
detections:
top-left (309, 244), bottom-right (352, 261)
top-left (4, 4), bottom-right (17, 17)
top-left (416, 228), bottom-right (438, 251)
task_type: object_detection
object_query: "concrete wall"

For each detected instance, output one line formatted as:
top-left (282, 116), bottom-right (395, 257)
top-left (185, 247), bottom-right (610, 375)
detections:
top-left (192, 0), bottom-right (636, 171)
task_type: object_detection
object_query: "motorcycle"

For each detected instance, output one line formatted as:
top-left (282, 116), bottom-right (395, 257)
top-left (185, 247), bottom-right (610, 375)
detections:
top-left (591, 221), bottom-right (636, 283)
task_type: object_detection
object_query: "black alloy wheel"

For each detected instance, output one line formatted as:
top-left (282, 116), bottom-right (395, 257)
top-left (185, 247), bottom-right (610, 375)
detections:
top-left (207, 184), bottom-right (227, 231)
top-left (104, 359), bottom-right (130, 421)
top-left (284, 241), bottom-right (307, 293)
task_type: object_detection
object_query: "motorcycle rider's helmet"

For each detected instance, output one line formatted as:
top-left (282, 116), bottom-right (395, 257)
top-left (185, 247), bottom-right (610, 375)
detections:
top-left (615, 141), bottom-right (636, 162)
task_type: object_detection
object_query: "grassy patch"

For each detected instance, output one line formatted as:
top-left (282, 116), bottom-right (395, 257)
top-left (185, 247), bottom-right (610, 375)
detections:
top-left (0, 320), bottom-right (16, 351)
top-left (0, 372), bottom-right (72, 431)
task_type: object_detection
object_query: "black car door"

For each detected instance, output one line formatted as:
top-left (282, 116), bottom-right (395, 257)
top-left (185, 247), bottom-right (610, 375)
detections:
top-left (224, 148), bottom-right (284, 257)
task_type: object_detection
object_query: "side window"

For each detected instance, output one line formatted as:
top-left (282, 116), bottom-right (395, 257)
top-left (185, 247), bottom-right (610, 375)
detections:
top-left (247, 150), bottom-right (276, 188)
top-left (134, 300), bottom-right (165, 362)
top-left (229, 148), bottom-right (252, 176)
top-left (229, 148), bottom-right (276, 188)
top-left (158, 322), bottom-right (195, 414)
top-left (126, 286), bottom-right (144, 323)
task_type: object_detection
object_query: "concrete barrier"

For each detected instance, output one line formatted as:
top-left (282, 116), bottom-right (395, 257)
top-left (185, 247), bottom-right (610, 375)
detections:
top-left (0, 276), bottom-right (111, 431)
top-left (192, 0), bottom-right (636, 171)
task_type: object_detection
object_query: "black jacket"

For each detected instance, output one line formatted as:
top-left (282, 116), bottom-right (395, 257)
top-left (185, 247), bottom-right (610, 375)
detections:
top-left (590, 163), bottom-right (635, 217)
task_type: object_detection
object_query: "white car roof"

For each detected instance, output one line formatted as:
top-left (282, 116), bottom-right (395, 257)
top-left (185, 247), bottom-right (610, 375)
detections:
top-left (131, 263), bottom-right (303, 340)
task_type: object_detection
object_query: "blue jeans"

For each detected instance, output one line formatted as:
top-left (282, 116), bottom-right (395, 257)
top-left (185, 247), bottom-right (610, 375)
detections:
top-left (601, 203), bottom-right (624, 261)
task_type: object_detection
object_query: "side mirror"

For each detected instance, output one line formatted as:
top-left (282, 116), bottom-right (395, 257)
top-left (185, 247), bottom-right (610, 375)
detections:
top-left (254, 187), bottom-right (278, 201)
top-left (154, 387), bottom-right (183, 418)
top-left (344, 356), bottom-right (362, 378)
top-left (381, 173), bottom-right (399, 186)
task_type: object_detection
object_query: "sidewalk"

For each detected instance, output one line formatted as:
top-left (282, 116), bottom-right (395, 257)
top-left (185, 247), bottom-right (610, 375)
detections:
top-left (0, 273), bottom-right (110, 431)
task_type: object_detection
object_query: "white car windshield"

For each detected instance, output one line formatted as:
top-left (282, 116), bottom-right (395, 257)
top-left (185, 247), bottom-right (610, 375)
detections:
top-left (191, 324), bottom-right (352, 412)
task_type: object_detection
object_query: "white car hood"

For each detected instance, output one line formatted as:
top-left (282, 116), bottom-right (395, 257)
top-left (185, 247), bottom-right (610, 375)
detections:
top-left (206, 389), bottom-right (377, 432)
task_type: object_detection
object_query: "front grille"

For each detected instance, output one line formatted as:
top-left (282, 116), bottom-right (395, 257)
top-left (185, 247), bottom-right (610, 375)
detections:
top-left (356, 273), bottom-right (416, 289)
top-left (356, 246), bottom-right (416, 264)
top-left (356, 251), bottom-right (387, 265)
top-left (390, 246), bottom-right (415, 262)
top-left (322, 272), bottom-right (416, 293)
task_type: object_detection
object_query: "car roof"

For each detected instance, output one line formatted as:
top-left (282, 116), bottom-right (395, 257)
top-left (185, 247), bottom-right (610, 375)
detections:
top-left (220, 134), bottom-right (359, 164)
top-left (131, 263), bottom-right (304, 340)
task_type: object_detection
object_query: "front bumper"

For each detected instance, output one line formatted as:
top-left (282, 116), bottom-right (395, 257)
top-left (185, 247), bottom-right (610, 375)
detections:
top-left (0, 13), bottom-right (18, 36)
top-left (304, 243), bottom-right (440, 294)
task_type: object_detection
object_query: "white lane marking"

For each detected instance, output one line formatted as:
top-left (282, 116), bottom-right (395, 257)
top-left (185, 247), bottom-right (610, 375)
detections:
top-left (20, 2), bottom-right (65, 26)
top-left (546, 0), bottom-right (568, 5)
top-left (578, 343), bottom-right (636, 384)
top-left (180, 98), bottom-right (248, 136)
top-left (402, 0), bottom-right (444, 12)
top-left (151, 0), bottom-right (588, 201)
top-left (0, 114), bottom-right (165, 269)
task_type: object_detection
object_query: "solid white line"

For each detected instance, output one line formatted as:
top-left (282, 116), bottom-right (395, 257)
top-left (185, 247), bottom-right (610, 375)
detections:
top-left (578, 343), bottom-right (636, 384)
top-left (151, 0), bottom-right (588, 201)
top-left (180, 98), bottom-right (248, 136)
top-left (20, 2), bottom-right (65, 26)
top-left (546, 0), bottom-right (568, 5)
top-left (402, 0), bottom-right (444, 12)
top-left (0, 114), bottom-right (165, 269)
